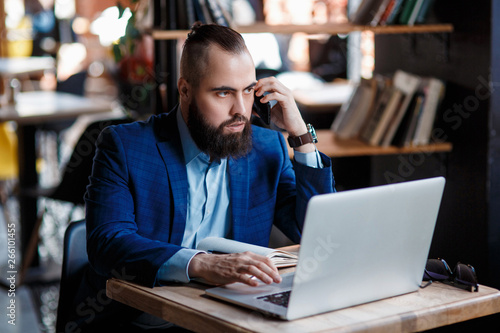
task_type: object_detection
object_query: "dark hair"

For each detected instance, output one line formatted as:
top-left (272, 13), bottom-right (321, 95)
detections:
top-left (180, 23), bottom-right (247, 87)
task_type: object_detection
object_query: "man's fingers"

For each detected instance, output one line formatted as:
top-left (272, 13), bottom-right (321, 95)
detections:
top-left (189, 252), bottom-right (282, 286)
top-left (237, 252), bottom-right (282, 285)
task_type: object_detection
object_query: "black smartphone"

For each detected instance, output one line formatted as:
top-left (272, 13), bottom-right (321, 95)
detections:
top-left (253, 93), bottom-right (271, 125)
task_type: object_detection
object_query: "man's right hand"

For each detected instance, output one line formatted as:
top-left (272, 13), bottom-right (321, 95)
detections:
top-left (188, 252), bottom-right (282, 286)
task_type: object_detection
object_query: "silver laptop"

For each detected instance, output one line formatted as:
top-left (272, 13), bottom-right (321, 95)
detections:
top-left (205, 177), bottom-right (446, 320)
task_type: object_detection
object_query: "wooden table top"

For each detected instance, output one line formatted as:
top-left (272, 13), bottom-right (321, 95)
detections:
top-left (107, 269), bottom-right (500, 332)
top-left (0, 91), bottom-right (114, 125)
top-left (0, 56), bottom-right (55, 76)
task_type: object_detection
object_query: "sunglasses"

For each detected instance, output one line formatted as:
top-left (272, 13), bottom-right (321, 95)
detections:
top-left (422, 258), bottom-right (478, 292)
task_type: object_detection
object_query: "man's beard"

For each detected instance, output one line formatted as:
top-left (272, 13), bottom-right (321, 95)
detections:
top-left (187, 100), bottom-right (252, 160)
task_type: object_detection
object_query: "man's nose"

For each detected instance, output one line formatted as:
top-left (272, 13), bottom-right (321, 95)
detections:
top-left (230, 94), bottom-right (250, 117)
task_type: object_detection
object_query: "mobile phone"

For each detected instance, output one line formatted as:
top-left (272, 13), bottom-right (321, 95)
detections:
top-left (253, 93), bottom-right (271, 125)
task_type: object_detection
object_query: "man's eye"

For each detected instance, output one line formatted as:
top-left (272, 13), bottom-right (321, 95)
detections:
top-left (244, 87), bottom-right (253, 94)
top-left (217, 91), bottom-right (228, 97)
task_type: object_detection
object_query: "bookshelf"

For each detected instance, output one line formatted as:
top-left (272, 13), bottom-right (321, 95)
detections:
top-left (151, 21), bottom-right (453, 157)
top-left (287, 130), bottom-right (451, 158)
top-left (150, 22), bottom-right (453, 40)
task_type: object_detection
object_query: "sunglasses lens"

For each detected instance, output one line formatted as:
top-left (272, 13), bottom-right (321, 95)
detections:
top-left (424, 259), bottom-right (451, 281)
top-left (454, 263), bottom-right (478, 291)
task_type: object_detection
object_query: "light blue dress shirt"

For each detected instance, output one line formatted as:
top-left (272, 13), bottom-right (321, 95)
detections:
top-left (157, 108), bottom-right (323, 283)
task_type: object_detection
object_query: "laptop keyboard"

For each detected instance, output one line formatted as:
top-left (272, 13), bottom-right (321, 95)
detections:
top-left (257, 290), bottom-right (291, 308)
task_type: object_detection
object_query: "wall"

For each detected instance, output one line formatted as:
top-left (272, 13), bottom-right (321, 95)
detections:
top-left (373, 0), bottom-right (497, 287)
top-left (488, 0), bottom-right (500, 287)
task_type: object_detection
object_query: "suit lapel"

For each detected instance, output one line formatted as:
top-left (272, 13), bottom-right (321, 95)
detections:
top-left (229, 157), bottom-right (250, 242)
top-left (155, 110), bottom-right (188, 245)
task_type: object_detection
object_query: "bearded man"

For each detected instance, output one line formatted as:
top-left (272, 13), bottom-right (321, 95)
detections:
top-left (75, 23), bottom-right (335, 332)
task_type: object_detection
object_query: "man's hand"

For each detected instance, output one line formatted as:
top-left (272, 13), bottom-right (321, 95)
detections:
top-left (188, 251), bottom-right (282, 286)
top-left (254, 77), bottom-right (315, 153)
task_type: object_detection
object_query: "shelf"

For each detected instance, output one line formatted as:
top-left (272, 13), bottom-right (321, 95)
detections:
top-left (287, 130), bottom-right (452, 158)
top-left (150, 22), bottom-right (454, 40)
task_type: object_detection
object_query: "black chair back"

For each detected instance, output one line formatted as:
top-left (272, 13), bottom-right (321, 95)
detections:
top-left (56, 219), bottom-right (87, 333)
top-left (50, 117), bottom-right (133, 205)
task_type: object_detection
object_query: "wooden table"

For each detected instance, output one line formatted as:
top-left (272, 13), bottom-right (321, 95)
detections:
top-left (0, 91), bottom-right (114, 268)
top-left (0, 56), bottom-right (55, 77)
top-left (106, 249), bottom-right (500, 333)
top-left (0, 56), bottom-right (56, 104)
top-left (0, 91), bottom-right (113, 124)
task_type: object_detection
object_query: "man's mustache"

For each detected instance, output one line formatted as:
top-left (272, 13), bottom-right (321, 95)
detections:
top-left (220, 114), bottom-right (249, 128)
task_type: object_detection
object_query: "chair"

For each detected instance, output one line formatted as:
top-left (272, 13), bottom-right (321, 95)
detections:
top-left (39, 70), bottom-right (89, 162)
top-left (21, 117), bottom-right (133, 276)
top-left (40, 117), bottom-right (133, 205)
top-left (23, 116), bottom-right (132, 206)
top-left (55, 219), bottom-right (88, 333)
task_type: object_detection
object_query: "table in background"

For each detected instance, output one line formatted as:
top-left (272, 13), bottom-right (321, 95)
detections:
top-left (0, 56), bottom-right (55, 103)
top-left (106, 245), bottom-right (500, 333)
top-left (0, 56), bottom-right (55, 77)
top-left (0, 91), bottom-right (114, 269)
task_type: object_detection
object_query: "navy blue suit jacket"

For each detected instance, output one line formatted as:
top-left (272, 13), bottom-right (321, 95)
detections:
top-left (84, 107), bottom-right (334, 285)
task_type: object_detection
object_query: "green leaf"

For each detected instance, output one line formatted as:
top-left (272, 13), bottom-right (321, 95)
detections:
top-left (117, 2), bottom-right (125, 19)
top-left (113, 44), bottom-right (123, 63)
top-left (125, 19), bottom-right (140, 40)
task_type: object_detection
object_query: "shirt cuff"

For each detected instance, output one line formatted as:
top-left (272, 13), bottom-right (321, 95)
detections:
top-left (294, 149), bottom-right (324, 169)
top-left (157, 248), bottom-right (206, 284)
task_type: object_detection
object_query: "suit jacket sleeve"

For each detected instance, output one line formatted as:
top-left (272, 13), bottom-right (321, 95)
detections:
top-left (272, 131), bottom-right (335, 243)
top-left (85, 125), bottom-right (182, 288)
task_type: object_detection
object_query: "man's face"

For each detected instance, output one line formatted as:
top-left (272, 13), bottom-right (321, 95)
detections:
top-left (187, 99), bottom-right (252, 160)
top-left (191, 45), bottom-right (256, 134)
top-left (186, 45), bottom-right (256, 159)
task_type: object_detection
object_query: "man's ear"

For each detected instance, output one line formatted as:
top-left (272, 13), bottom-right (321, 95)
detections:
top-left (178, 77), bottom-right (190, 101)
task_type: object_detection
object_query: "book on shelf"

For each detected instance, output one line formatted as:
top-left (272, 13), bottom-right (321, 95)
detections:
top-left (166, 0), bottom-right (177, 30)
top-left (176, 0), bottom-right (189, 30)
top-left (366, 87), bottom-right (404, 146)
top-left (185, 0), bottom-right (197, 26)
top-left (377, 0), bottom-right (398, 26)
top-left (407, 0), bottom-right (425, 25)
top-left (380, 70), bottom-right (421, 146)
top-left (330, 78), bottom-right (378, 139)
top-left (360, 78), bottom-right (394, 143)
top-left (357, 70), bottom-right (445, 147)
top-left (414, 0), bottom-right (436, 25)
top-left (206, 0), bottom-right (230, 26)
top-left (154, 0), bottom-right (168, 29)
top-left (199, 0), bottom-right (214, 24)
top-left (399, 0), bottom-right (435, 25)
top-left (192, 0), bottom-right (208, 24)
top-left (391, 90), bottom-right (425, 147)
top-left (196, 237), bottom-right (298, 268)
top-left (382, 0), bottom-right (407, 25)
top-left (350, 0), bottom-right (387, 25)
top-left (161, 0), bottom-right (234, 29)
top-left (412, 77), bottom-right (445, 145)
top-left (216, 0), bottom-right (236, 28)
top-left (351, 0), bottom-right (436, 26)
top-left (369, 0), bottom-right (393, 26)
top-left (398, 0), bottom-right (418, 24)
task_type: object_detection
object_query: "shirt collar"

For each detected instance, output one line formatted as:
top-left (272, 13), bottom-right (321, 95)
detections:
top-left (176, 105), bottom-right (222, 165)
